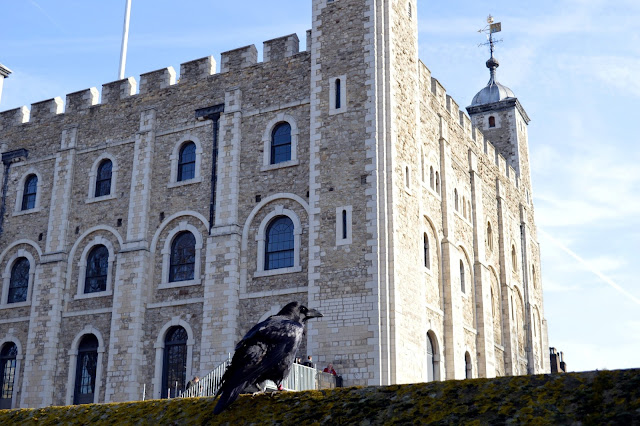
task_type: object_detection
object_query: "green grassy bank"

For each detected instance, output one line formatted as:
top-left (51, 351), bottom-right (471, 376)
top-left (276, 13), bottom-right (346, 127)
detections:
top-left (1, 369), bottom-right (638, 425)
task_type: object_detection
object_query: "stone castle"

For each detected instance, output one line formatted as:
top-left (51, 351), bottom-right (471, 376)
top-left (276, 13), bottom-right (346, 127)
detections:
top-left (0, 0), bottom-right (549, 408)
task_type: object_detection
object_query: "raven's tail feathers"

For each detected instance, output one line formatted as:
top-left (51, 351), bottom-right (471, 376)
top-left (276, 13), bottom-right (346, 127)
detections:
top-left (213, 384), bottom-right (246, 415)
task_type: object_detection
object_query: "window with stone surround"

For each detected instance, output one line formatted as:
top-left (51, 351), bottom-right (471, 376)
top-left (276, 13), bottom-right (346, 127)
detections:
top-left (255, 206), bottom-right (302, 277)
top-left (159, 222), bottom-right (203, 287)
top-left (95, 160), bottom-right (112, 197)
top-left (426, 331), bottom-right (440, 382)
top-left (169, 136), bottom-right (203, 187)
top-left (336, 206), bottom-right (352, 246)
top-left (405, 166), bottom-right (411, 190)
top-left (489, 116), bottom-right (496, 128)
top-left (460, 259), bottom-right (465, 293)
top-left (2, 250), bottom-right (35, 306)
top-left (178, 142), bottom-right (196, 182)
top-left (429, 166), bottom-right (434, 189)
top-left (161, 326), bottom-right (188, 399)
top-left (87, 154), bottom-right (118, 202)
top-left (84, 246), bottom-right (108, 293)
top-left (0, 342), bottom-right (17, 409)
top-left (271, 123), bottom-right (292, 165)
top-left (75, 236), bottom-right (115, 299)
top-left (14, 170), bottom-right (42, 214)
top-left (262, 115), bottom-right (300, 170)
top-left (487, 222), bottom-right (493, 252)
top-left (21, 175), bottom-right (37, 211)
top-left (435, 172), bottom-right (440, 195)
top-left (465, 352), bottom-right (472, 379)
top-left (265, 217), bottom-right (294, 270)
top-left (73, 335), bottom-right (98, 405)
top-left (423, 233), bottom-right (430, 269)
top-left (8, 258), bottom-right (29, 304)
top-left (329, 75), bottom-right (347, 115)
top-left (454, 189), bottom-right (459, 211)
top-left (170, 232), bottom-right (196, 282)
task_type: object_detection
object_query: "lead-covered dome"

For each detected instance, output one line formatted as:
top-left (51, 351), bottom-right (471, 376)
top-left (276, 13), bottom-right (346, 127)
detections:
top-left (470, 55), bottom-right (515, 106)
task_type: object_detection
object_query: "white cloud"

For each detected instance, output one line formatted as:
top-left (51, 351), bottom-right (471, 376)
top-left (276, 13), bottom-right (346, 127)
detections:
top-left (558, 56), bottom-right (640, 98)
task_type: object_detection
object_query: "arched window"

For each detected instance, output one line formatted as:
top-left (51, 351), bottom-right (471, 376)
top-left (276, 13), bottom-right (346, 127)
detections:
top-left (265, 216), bottom-right (294, 270)
top-left (423, 233), bottom-right (430, 269)
top-left (335, 78), bottom-right (341, 109)
top-left (435, 172), bottom-right (440, 195)
top-left (170, 232), bottom-right (196, 282)
top-left (429, 166), bottom-right (434, 189)
top-left (74, 335), bottom-right (98, 405)
top-left (271, 123), bottom-right (292, 164)
top-left (511, 245), bottom-right (518, 273)
top-left (488, 116), bottom-right (496, 128)
top-left (178, 142), bottom-right (196, 182)
top-left (426, 334), bottom-right (435, 382)
top-left (342, 210), bottom-right (348, 240)
top-left (85, 245), bottom-right (108, 293)
top-left (0, 343), bottom-right (17, 409)
top-left (487, 222), bottom-right (493, 252)
top-left (8, 257), bottom-right (29, 304)
top-left (22, 175), bottom-right (38, 211)
top-left (95, 159), bottom-right (112, 197)
top-left (162, 326), bottom-right (188, 398)
top-left (454, 189), bottom-right (459, 211)
top-left (465, 352), bottom-right (472, 379)
top-left (460, 259), bottom-right (465, 293)
top-left (405, 166), bottom-right (410, 188)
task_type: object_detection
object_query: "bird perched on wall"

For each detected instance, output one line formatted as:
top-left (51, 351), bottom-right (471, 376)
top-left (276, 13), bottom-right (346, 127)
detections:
top-left (213, 301), bottom-right (323, 415)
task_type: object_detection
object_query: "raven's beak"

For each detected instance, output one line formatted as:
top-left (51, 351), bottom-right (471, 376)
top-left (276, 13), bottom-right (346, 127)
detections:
top-left (306, 308), bottom-right (323, 319)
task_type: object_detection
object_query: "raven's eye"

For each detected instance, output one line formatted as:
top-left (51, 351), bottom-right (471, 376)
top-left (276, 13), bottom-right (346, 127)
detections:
top-left (301, 306), bottom-right (307, 313)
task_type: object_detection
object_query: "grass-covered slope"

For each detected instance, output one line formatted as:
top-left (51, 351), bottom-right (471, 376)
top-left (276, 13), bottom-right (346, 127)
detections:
top-left (1, 369), bottom-right (638, 425)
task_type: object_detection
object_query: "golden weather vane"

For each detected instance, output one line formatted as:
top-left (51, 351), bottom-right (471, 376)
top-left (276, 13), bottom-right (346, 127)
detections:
top-left (478, 14), bottom-right (503, 57)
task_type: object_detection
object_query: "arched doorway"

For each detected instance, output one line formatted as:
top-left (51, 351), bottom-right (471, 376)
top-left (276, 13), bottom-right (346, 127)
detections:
top-left (0, 342), bottom-right (17, 409)
top-left (74, 335), bottom-right (99, 405)
top-left (162, 326), bottom-right (188, 398)
top-left (426, 334), bottom-right (435, 382)
top-left (465, 351), bottom-right (472, 379)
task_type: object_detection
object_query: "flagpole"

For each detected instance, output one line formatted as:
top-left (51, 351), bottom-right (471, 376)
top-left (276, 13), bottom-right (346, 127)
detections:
top-left (118, 0), bottom-right (132, 80)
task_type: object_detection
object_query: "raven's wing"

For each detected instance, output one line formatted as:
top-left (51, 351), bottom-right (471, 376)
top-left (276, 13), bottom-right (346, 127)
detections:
top-left (213, 317), bottom-right (303, 415)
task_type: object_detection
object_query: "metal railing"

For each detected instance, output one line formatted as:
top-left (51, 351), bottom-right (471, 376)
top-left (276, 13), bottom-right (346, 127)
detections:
top-left (180, 360), bottom-right (333, 398)
top-left (181, 354), bottom-right (232, 398)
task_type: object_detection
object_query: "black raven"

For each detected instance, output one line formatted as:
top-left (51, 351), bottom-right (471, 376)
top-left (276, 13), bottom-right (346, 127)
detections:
top-left (213, 301), bottom-right (323, 415)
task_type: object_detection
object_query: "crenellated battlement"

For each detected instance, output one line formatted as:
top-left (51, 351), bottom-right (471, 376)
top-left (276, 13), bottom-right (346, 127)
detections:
top-left (101, 77), bottom-right (136, 104)
top-left (264, 34), bottom-right (300, 63)
top-left (220, 45), bottom-right (258, 73)
top-left (0, 31), bottom-right (311, 130)
top-left (139, 66), bottom-right (176, 95)
top-left (179, 56), bottom-right (216, 84)
top-left (65, 88), bottom-right (98, 113)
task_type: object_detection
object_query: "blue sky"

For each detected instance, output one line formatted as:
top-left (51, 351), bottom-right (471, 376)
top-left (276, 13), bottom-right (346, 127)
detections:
top-left (1, 0), bottom-right (638, 373)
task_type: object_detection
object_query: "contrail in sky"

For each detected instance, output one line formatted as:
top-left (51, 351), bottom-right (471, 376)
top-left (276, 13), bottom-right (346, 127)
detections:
top-left (539, 229), bottom-right (640, 306)
top-left (29, 0), bottom-right (67, 34)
